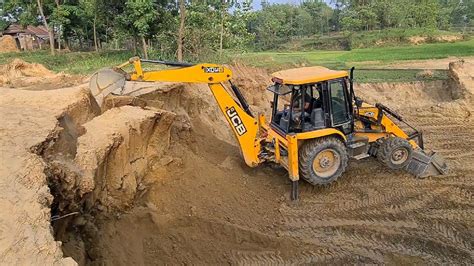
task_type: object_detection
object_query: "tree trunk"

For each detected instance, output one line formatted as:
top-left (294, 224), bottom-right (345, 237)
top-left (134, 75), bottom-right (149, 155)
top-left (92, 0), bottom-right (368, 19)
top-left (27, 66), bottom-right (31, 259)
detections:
top-left (64, 38), bottom-right (70, 50)
top-left (93, 14), bottom-right (99, 52)
top-left (177, 0), bottom-right (186, 61)
top-left (132, 36), bottom-right (137, 55)
top-left (37, 0), bottom-right (55, 55)
top-left (141, 35), bottom-right (148, 59)
top-left (55, 0), bottom-right (61, 52)
top-left (219, 4), bottom-right (225, 54)
top-left (58, 25), bottom-right (61, 52)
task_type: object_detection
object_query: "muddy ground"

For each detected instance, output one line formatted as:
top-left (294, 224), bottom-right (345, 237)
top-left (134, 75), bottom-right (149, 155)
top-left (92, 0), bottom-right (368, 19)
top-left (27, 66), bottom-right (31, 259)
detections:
top-left (0, 59), bottom-right (473, 264)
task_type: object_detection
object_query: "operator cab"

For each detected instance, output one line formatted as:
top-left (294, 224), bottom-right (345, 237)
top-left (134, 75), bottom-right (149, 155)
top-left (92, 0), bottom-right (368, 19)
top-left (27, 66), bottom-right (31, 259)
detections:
top-left (267, 66), bottom-right (353, 135)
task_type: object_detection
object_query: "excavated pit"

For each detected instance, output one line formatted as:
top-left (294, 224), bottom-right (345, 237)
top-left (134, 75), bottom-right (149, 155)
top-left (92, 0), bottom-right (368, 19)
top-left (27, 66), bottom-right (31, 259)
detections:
top-left (1, 60), bottom-right (473, 264)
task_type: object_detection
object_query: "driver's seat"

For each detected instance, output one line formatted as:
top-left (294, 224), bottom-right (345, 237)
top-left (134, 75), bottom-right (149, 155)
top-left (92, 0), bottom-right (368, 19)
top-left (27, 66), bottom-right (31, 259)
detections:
top-left (279, 111), bottom-right (290, 131)
top-left (311, 108), bottom-right (325, 129)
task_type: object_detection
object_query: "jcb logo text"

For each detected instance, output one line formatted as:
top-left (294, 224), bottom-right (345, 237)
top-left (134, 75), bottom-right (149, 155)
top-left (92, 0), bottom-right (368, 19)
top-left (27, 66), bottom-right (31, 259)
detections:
top-left (226, 107), bottom-right (247, 136)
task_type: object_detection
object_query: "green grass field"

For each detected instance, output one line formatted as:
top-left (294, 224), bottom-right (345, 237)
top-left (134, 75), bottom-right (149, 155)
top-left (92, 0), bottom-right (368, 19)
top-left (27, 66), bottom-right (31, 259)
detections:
top-left (235, 38), bottom-right (474, 68)
top-left (1, 38), bottom-right (473, 82)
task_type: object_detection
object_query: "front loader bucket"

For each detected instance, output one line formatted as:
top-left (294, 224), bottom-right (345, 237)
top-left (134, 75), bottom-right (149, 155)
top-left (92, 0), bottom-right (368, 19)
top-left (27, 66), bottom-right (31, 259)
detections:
top-left (89, 68), bottom-right (127, 107)
top-left (406, 150), bottom-right (448, 178)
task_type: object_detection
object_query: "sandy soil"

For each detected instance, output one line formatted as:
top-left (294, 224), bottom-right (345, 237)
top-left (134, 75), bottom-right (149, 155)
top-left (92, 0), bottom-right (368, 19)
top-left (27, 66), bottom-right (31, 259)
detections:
top-left (0, 85), bottom-right (95, 265)
top-left (408, 35), bottom-right (463, 45)
top-left (0, 59), bottom-right (85, 89)
top-left (0, 59), bottom-right (473, 264)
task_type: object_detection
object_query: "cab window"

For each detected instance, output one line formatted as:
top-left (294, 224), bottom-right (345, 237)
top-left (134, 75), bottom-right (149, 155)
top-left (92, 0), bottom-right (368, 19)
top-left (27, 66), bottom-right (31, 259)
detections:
top-left (329, 80), bottom-right (350, 125)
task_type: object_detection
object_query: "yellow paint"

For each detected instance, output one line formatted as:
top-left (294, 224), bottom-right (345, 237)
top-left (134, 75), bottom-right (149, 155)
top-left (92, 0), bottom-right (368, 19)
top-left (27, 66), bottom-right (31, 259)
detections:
top-left (274, 138), bottom-right (281, 162)
top-left (208, 83), bottom-right (261, 167)
top-left (109, 57), bottom-right (424, 186)
top-left (356, 103), bottom-right (419, 148)
top-left (267, 128), bottom-right (288, 146)
top-left (354, 132), bottom-right (390, 142)
top-left (296, 128), bottom-right (346, 141)
top-left (272, 66), bottom-right (348, 85)
top-left (287, 134), bottom-right (299, 181)
top-left (121, 58), bottom-right (260, 167)
top-left (130, 64), bottom-right (232, 84)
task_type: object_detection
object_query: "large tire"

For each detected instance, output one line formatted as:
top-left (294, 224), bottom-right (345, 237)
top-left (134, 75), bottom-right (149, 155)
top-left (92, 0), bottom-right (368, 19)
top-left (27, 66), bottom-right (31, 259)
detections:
top-left (377, 137), bottom-right (413, 170)
top-left (299, 137), bottom-right (348, 185)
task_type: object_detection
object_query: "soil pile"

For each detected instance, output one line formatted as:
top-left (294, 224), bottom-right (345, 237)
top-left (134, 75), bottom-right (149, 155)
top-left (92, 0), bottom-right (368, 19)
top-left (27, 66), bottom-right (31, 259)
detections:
top-left (0, 35), bottom-right (19, 53)
top-left (73, 106), bottom-right (175, 211)
top-left (0, 86), bottom-right (95, 265)
top-left (0, 59), bottom-right (83, 89)
top-left (408, 35), bottom-right (463, 45)
top-left (449, 60), bottom-right (474, 99)
top-left (356, 80), bottom-right (451, 108)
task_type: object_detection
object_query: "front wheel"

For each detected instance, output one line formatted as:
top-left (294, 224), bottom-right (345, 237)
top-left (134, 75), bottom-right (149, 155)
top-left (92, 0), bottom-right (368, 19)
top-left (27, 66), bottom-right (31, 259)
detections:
top-left (377, 137), bottom-right (413, 170)
top-left (299, 137), bottom-right (348, 185)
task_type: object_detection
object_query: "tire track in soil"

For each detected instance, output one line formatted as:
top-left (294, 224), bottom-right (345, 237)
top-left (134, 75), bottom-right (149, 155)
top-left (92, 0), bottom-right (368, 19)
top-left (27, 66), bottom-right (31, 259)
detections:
top-left (269, 105), bottom-right (474, 264)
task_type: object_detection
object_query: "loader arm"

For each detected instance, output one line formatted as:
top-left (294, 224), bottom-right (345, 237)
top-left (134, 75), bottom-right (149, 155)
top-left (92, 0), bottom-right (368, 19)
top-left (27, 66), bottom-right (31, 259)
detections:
top-left (354, 101), bottom-right (448, 177)
top-left (95, 57), bottom-right (262, 167)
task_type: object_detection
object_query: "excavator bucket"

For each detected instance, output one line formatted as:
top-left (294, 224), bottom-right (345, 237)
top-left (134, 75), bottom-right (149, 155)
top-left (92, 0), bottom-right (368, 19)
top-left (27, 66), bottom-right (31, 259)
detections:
top-left (89, 68), bottom-right (127, 106)
top-left (406, 149), bottom-right (448, 178)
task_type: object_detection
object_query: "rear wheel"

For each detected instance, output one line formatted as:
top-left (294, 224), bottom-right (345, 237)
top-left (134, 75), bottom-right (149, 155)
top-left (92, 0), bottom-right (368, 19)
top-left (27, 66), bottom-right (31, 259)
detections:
top-left (299, 137), bottom-right (348, 185)
top-left (377, 137), bottom-right (413, 170)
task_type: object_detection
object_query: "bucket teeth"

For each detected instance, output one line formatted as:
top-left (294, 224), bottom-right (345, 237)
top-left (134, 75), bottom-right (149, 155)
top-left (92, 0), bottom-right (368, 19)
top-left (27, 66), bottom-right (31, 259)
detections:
top-left (89, 68), bottom-right (127, 106)
top-left (406, 149), bottom-right (448, 178)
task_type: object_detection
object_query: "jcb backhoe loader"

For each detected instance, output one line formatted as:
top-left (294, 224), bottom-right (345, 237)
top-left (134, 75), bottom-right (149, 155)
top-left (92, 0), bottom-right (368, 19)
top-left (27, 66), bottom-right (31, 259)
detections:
top-left (90, 57), bottom-right (448, 200)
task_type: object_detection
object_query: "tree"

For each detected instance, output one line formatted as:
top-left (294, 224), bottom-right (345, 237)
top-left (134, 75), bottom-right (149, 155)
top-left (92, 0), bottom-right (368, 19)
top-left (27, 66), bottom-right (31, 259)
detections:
top-left (36, 0), bottom-right (55, 55)
top-left (217, 0), bottom-right (235, 54)
top-left (117, 0), bottom-right (158, 59)
top-left (302, 0), bottom-right (334, 34)
top-left (80, 0), bottom-right (103, 52)
top-left (177, 0), bottom-right (185, 61)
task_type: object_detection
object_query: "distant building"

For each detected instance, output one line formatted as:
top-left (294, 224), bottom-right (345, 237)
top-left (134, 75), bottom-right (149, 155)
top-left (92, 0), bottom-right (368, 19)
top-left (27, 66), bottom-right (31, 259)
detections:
top-left (1, 24), bottom-right (51, 50)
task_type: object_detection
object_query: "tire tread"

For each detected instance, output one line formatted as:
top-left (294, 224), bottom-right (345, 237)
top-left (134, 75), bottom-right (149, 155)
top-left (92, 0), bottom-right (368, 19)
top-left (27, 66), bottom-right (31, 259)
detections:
top-left (299, 137), bottom-right (348, 185)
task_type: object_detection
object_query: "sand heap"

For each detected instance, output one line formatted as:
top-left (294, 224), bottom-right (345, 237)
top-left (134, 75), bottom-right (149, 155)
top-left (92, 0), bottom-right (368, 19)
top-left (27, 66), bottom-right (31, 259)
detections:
top-left (0, 86), bottom-right (94, 265)
top-left (449, 60), bottom-right (474, 100)
top-left (0, 58), bottom-right (82, 89)
top-left (0, 81), bottom-right (176, 264)
top-left (0, 35), bottom-right (19, 53)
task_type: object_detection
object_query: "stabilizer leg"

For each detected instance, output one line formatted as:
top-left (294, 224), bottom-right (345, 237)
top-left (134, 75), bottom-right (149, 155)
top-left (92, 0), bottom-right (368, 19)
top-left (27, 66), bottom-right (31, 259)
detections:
top-left (291, 181), bottom-right (299, 201)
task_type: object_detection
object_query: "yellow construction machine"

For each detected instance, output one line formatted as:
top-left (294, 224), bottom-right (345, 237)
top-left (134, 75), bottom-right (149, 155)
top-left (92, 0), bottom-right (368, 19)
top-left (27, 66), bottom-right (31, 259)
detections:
top-left (90, 57), bottom-right (448, 200)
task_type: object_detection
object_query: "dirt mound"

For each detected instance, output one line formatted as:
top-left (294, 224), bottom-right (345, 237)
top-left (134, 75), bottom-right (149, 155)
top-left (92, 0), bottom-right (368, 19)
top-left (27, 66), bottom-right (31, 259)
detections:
top-left (0, 86), bottom-right (96, 265)
top-left (449, 60), bottom-right (474, 100)
top-left (356, 80), bottom-right (453, 109)
top-left (0, 35), bottom-right (19, 53)
top-left (73, 106), bottom-right (175, 210)
top-left (409, 35), bottom-right (463, 45)
top-left (0, 59), bottom-right (83, 89)
top-left (0, 83), bottom-right (177, 264)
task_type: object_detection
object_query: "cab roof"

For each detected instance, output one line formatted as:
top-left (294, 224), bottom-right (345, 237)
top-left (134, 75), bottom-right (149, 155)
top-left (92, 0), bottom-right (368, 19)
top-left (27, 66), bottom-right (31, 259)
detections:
top-left (271, 66), bottom-right (348, 85)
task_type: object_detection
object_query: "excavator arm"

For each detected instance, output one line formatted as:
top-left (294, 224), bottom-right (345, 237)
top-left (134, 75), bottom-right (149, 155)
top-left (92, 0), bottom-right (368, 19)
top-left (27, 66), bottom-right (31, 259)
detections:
top-left (89, 57), bottom-right (262, 167)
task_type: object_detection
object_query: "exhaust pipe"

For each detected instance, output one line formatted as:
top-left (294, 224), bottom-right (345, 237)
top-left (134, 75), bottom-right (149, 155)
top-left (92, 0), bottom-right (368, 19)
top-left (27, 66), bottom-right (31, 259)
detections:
top-left (406, 149), bottom-right (448, 178)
